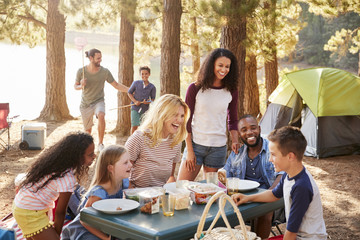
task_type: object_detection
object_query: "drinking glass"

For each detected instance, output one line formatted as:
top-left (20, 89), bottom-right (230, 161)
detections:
top-left (161, 194), bottom-right (176, 217)
top-left (227, 177), bottom-right (239, 196)
top-left (206, 172), bottom-right (219, 185)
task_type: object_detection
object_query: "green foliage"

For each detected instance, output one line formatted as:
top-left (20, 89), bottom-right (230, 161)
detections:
top-left (179, 0), bottom-right (222, 92)
top-left (134, 0), bottom-right (162, 62)
top-left (0, 0), bottom-right (46, 47)
top-left (243, 0), bottom-right (304, 68)
top-left (294, 3), bottom-right (360, 71)
top-left (297, 0), bottom-right (360, 72)
top-left (60, 0), bottom-right (122, 28)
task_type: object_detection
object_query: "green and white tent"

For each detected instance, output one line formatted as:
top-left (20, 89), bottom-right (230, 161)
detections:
top-left (260, 67), bottom-right (360, 158)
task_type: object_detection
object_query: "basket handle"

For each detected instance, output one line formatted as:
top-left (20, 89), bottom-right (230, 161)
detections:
top-left (195, 191), bottom-right (225, 239)
top-left (194, 191), bottom-right (249, 240)
top-left (218, 194), bottom-right (249, 240)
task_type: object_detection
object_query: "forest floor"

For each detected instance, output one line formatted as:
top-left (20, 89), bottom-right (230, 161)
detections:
top-left (1, 118), bottom-right (359, 239)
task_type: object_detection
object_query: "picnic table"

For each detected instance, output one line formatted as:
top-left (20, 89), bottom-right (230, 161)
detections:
top-left (80, 188), bottom-right (284, 240)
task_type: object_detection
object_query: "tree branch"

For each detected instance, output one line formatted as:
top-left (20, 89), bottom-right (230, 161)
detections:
top-left (17, 14), bottom-right (46, 28)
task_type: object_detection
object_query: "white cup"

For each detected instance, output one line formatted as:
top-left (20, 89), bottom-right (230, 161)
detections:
top-left (206, 172), bottom-right (218, 185)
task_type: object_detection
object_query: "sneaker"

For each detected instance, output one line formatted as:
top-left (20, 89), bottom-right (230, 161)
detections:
top-left (98, 143), bottom-right (104, 152)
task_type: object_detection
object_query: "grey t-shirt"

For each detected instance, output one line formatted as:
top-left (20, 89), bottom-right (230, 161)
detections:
top-left (76, 66), bottom-right (115, 108)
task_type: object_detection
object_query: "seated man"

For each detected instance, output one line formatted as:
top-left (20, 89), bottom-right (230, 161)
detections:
top-left (232, 126), bottom-right (327, 240)
top-left (223, 114), bottom-right (284, 239)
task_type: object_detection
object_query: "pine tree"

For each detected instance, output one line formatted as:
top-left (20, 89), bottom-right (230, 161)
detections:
top-left (1, 0), bottom-right (72, 121)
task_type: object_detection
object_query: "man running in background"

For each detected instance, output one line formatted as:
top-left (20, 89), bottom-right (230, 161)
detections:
top-left (75, 48), bottom-right (129, 152)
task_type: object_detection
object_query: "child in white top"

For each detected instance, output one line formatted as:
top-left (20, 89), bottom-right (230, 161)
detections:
top-left (62, 145), bottom-right (132, 240)
top-left (13, 132), bottom-right (95, 239)
top-left (232, 126), bottom-right (327, 240)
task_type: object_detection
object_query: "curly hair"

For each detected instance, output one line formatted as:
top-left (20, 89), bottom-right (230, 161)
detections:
top-left (196, 48), bottom-right (239, 92)
top-left (20, 132), bottom-right (94, 192)
top-left (139, 66), bottom-right (151, 74)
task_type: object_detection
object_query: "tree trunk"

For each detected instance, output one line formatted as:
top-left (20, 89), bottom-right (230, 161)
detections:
top-left (264, 0), bottom-right (278, 103)
top-left (358, 52), bottom-right (360, 76)
top-left (113, 2), bottom-right (136, 136)
top-left (160, 0), bottom-right (182, 96)
top-left (190, 14), bottom-right (200, 76)
top-left (220, 0), bottom-right (247, 153)
top-left (39, 0), bottom-right (72, 121)
top-left (265, 55), bottom-right (278, 102)
top-left (220, 0), bottom-right (246, 118)
top-left (244, 54), bottom-right (260, 118)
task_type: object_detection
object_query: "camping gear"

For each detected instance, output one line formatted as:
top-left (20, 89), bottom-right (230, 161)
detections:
top-left (19, 122), bottom-right (47, 150)
top-left (0, 103), bottom-right (18, 150)
top-left (194, 191), bottom-right (260, 240)
top-left (260, 67), bottom-right (360, 158)
top-left (74, 37), bottom-right (88, 81)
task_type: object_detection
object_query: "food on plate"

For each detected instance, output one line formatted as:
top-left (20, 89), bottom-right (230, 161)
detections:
top-left (126, 195), bottom-right (139, 202)
top-left (123, 187), bottom-right (164, 203)
top-left (187, 184), bottom-right (217, 193)
top-left (116, 206), bottom-right (122, 210)
top-left (187, 183), bottom-right (226, 204)
top-left (176, 180), bottom-right (189, 188)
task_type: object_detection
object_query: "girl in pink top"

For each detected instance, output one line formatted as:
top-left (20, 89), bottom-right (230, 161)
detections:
top-left (13, 132), bottom-right (95, 240)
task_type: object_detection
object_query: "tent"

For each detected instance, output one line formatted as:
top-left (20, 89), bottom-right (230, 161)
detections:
top-left (260, 67), bottom-right (360, 158)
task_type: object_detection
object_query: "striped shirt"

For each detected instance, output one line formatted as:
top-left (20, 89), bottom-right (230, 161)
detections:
top-left (14, 170), bottom-right (77, 210)
top-left (125, 130), bottom-right (181, 188)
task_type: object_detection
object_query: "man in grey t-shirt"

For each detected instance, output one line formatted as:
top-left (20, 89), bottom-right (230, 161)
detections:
top-left (75, 48), bottom-right (128, 152)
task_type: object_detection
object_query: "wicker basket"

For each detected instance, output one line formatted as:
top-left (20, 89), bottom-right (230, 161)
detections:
top-left (194, 191), bottom-right (260, 240)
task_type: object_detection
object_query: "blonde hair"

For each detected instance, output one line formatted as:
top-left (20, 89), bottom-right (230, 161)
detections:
top-left (81, 145), bottom-right (127, 205)
top-left (139, 94), bottom-right (189, 148)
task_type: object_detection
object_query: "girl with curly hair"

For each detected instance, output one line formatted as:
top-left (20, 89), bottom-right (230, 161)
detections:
top-left (13, 132), bottom-right (95, 240)
top-left (125, 94), bottom-right (190, 188)
top-left (178, 48), bottom-right (240, 181)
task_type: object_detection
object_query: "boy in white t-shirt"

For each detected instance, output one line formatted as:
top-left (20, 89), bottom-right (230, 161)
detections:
top-left (232, 126), bottom-right (327, 240)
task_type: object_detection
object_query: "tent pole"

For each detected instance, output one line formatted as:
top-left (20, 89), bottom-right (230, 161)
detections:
top-left (316, 117), bottom-right (319, 159)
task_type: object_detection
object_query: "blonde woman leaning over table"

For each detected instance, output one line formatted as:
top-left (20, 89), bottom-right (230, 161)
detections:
top-left (125, 94), bottom-right (190, 188)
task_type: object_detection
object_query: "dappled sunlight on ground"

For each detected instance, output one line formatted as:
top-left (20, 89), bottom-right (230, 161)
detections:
top-left (1, 119), bottom-right (359, 238)
top-left (303, 155), bottom-right (360, 239)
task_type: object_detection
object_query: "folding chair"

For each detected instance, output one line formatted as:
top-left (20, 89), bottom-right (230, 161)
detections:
top-left (0, 103), bottom-right (18, 150)
top-left (270, 207), bottom-right (286, 236)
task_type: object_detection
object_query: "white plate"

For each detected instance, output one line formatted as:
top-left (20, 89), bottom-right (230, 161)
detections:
top-left (92, 198), bottom-right (140, 214)
top-left (236, 179), bottom-right (260, 192)
top-left (163, 181), bottom-right (199, 191)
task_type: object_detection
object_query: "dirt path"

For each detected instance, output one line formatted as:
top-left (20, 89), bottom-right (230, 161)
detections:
top-left (1, 119), bottom-right (359, 238)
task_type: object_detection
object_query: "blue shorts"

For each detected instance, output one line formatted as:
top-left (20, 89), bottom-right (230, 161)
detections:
top-left (182, 141), bottom-right (227, 168)
top-left (131, 109), bottom-right (144, 126)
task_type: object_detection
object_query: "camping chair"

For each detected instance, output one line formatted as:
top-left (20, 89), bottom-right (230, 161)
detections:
top-left (0, 103), bottom-right (18, 150)
top-left (270, 207), bottom-right (285, 236)
top-left (249, 207), bottom-right (286, 237)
